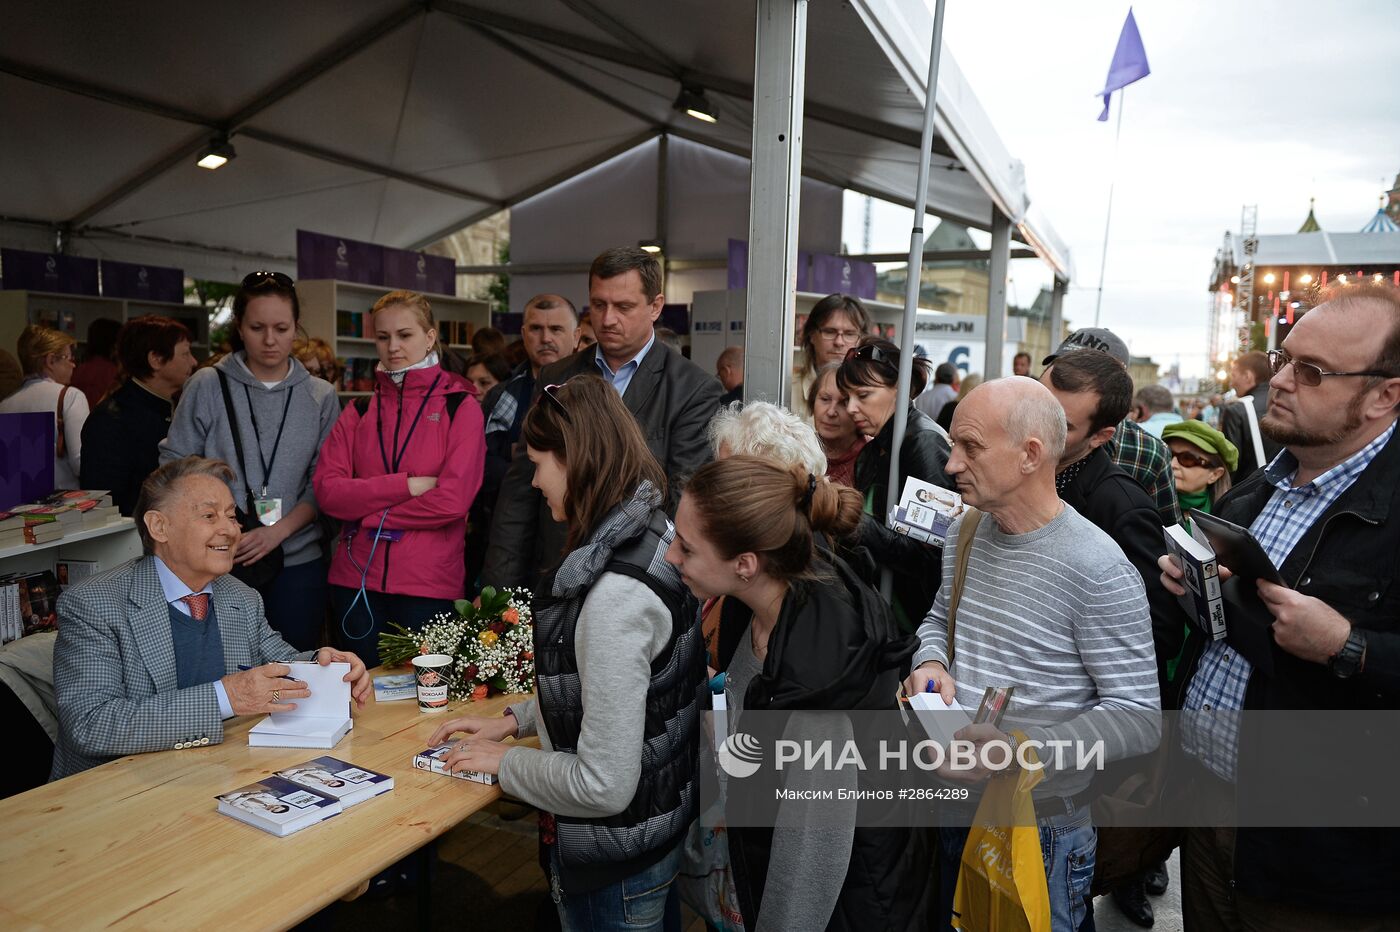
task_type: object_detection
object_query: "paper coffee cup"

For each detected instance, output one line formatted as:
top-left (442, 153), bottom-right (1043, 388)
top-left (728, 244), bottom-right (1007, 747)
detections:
top-left (411, 654), bottom-right (453, 712)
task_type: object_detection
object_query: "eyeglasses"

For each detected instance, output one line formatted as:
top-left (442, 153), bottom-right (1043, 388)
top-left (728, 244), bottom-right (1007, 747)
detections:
top-left (540, 382), bottom-right (572, 423)
top-left (1266, 349), bottom-right (1396, 388)
top-left (1171, 449), bottom-right (1222, 470)
top-left (817, 326), bottom-right (862, 344)
top-left (844, 343), bottom-right (896, 371)
top-left (241, 269), bottom-right (295, 289)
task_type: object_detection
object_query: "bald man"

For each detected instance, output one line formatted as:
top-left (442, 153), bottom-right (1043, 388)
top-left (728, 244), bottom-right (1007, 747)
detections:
top-left (716, 345), bottom-right (744, 407)
top-left (903, 378), bottom-right (1160, 932)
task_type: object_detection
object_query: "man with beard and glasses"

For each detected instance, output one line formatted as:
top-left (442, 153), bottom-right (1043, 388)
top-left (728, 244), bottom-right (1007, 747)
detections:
top-left (1161, 282), bottom-right (1400, 930)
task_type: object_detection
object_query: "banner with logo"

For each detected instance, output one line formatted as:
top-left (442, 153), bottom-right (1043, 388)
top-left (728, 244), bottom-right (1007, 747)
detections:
top-left (298, 230), bottom-right (454, 295)
top-left (100, 259), bottom-right (184, 303)
top-left (0, 248), bottom-right (99, 296)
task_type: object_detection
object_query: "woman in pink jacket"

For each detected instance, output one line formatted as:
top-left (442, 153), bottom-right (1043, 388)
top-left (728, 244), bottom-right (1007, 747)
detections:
top-left (314, 290), bottom-right (485, 666)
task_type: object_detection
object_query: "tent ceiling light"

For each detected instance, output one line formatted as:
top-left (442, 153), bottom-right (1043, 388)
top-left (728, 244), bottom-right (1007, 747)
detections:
top-left (637, 239), bottom-right (664, 254)
top-left (196, 137), bottom-right (236, 171)
top-left (674, 85), bottom-right (717, 124)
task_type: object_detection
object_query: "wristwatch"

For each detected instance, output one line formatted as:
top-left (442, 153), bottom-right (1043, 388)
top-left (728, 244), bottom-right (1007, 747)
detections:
top-left (1327, 628), bottom-right (1367, 679)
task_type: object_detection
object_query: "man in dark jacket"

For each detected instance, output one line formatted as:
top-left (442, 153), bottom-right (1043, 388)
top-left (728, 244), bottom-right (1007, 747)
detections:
top-left (1162, 283), bottom-right (1400, 929)
top-left (1042, 349), bottom-right (1181, 927)
top-left (482, 248), bottom-right (722, 591)
top-left (79, 316), bottom-right (196, 514)
top-left (470, 295), bottom-right (577, 592)
top-left (1219, 350), bottom-right (1282, 482)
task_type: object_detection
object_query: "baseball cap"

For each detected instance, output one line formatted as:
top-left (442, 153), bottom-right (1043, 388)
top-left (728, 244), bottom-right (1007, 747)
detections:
top-left (1043, 327), bottom-right (1130, 367)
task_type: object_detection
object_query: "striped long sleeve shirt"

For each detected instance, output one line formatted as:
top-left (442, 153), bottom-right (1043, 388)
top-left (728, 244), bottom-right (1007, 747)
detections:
top-left (913, 503), bottom-right (1161, 795)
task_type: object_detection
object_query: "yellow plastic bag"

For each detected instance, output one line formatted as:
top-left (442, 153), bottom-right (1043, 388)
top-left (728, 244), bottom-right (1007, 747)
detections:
top-left (952, 736), bottom-right (1051, 932)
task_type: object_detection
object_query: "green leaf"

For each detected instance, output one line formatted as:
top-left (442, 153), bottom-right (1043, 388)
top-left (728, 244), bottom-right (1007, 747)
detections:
top-left (453, 599), bottom-right (473, 617)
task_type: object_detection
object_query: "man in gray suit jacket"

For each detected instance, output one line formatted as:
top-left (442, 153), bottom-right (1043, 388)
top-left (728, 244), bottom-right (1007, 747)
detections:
top-left (51, 456), bottom-right (370, 780)
top-left (482, 247), bottom-right (722, 591)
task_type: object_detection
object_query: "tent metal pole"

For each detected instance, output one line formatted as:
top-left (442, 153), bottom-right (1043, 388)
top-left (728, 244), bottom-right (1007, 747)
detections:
top-left (742, 0), bottom-right (807, 406)
top-left (985, 209), bottom-right (1011, 379)
top-left (880, 0), bottom-right (947, 602)
top-left (1049, 275), bottom-right (1067, 355)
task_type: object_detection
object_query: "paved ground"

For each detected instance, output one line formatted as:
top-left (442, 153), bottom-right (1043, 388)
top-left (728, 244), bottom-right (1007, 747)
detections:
top-left (1091, 850), bottom-right (1183, 932)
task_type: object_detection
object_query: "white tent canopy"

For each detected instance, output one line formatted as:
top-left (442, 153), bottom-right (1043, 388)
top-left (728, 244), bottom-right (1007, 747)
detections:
top-left (0, 0), bottom-right (1070, 284)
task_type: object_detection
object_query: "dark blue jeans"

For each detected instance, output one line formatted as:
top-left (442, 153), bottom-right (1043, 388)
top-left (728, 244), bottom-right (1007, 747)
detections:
top-left (548, 842), bottom-right (683, 932)
top-left (330, 585), bottom-right (455, 668)
top-left (263, 559), bottom-right (328, 652)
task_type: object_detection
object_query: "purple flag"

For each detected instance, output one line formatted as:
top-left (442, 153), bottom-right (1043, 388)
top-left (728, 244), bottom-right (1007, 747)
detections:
top-left (1097, 8), bottom-right (1150, 121)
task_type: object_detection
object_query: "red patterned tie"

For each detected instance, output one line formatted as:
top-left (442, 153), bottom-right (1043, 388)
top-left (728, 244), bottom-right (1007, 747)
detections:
top-left (180, 593), bottom-right (210, 621)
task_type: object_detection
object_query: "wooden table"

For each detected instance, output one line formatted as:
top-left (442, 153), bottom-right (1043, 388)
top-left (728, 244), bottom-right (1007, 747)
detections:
top-left (0, 682), bottom-right (535, 931)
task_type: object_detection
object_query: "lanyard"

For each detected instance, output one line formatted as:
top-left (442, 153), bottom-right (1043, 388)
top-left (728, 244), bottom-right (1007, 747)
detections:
top-left (242, 384), bottom-right (294, 497)
top-left (376, 373), bottom-right (442, 473)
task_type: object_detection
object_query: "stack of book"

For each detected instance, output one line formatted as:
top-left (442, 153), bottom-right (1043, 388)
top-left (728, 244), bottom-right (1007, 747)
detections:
top-left (216, 758), bottom-right (394, 836)
top-left (0, 490), bottom-right (120, 546)
top-left (886, 476), bottom-right (966, 548)
top-left (439, 320), bottom-right (475, 348)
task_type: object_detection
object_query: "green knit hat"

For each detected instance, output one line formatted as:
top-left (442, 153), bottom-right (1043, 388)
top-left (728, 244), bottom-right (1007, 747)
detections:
top-left (1161, 420), bottom-right (1239, 473)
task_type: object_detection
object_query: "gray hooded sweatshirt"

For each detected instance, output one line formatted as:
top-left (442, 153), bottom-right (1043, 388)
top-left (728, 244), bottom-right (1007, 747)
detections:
top-left (160, 352), bottom-right (340, 567)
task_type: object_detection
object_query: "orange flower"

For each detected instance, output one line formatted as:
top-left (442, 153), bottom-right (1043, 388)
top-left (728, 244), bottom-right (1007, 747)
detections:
top-left (503, 607), bottom-right (520, 624)
top-left (471, 684), bottom-right (489, 701)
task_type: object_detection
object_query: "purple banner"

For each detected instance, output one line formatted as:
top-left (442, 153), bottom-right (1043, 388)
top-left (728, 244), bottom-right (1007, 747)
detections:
top-left (0, 413), bottom-right (56, 509)
top-left (809, 253), bottom-right (876, 299)
top-left (490, 312), bottom-right (523, 336)
top-left (297, 230), bottom-right (383, 286)
top-left (100, 259), bottom-right (184, 303)
top-left (659, 304), bottom-right (690, 335)
top-left (383, 247), bottom-right (456, 296)
top-left (796, 250), bottom-right (812, 292)
top-left (297, 230), bottom-right (455, 295)
top-left (726, 238), bottom-right (747, 290)
top-left (1, 248), bottom-right (99, 296)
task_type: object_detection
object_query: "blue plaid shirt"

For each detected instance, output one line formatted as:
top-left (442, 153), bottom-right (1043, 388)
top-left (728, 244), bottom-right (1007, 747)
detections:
top-left (1182, 421), bottom-right (1396, 781)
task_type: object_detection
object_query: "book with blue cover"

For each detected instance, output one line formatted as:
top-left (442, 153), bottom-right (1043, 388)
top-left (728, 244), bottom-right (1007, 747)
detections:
top-left (276, 756), bottom-right (394, 806)
top-left (413, 743), bottom-right (498, 785)
top-left (216, 775), bottom-right (341, 836)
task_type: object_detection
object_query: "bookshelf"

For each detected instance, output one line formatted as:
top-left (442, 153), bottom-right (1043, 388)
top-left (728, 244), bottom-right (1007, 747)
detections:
top-left (295, 280), bottom-right (490, 396)
top-left (0, 291), bottom-right (212, 359)
top-left (0, 518), bottom-right (140, 577)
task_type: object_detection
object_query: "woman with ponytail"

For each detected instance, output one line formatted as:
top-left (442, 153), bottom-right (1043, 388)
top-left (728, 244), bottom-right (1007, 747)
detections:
top-left (668, 456), bottom-right (930, 931)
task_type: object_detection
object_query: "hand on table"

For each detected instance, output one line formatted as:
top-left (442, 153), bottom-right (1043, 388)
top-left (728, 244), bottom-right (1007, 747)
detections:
top-left (221, 663), bottom-right (308, 715)
top-left (315, 647), bottom-right (372, 707)
top-left (431, 714), bottom-right (519, 777)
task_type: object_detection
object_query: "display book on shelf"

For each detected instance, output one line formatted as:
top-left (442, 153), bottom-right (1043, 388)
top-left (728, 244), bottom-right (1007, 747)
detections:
top-left (293, 279), bottom-right (489, 396)
top-left (0, 290), bottom-right (212, 360)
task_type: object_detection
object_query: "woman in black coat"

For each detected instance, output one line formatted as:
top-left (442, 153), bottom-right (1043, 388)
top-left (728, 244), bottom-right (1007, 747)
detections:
top-left (838, 337), bottom-right (955, 630)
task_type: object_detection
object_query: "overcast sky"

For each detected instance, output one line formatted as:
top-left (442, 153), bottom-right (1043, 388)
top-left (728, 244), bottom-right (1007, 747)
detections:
top-left (843, 0), bottom-right (1400, 379)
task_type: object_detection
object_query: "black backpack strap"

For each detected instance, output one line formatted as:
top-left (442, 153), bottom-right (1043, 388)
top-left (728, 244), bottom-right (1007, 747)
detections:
top-left (214, 369), bottom-right (255, 509)
top-left (444, 390), bottom-right (468, 422)
top-left (353, 395), bottom-right (370, 416)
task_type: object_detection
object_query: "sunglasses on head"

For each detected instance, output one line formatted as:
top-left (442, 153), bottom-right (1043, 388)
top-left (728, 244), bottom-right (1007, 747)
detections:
top-left (1171, 449), bottom-right (1222, 470)
top-left (539, 381), bottom-right (572, 423)
top-left (241, 269), bottom-right (295, 290)
top-left (844, 342), bottom-right (896, 371)
top-left (1267, 348), bottom-right (1396, 388)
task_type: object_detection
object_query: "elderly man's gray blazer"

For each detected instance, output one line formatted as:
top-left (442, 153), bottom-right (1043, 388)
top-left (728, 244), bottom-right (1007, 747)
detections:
top-left (50, 556), bottom-right (315, 780)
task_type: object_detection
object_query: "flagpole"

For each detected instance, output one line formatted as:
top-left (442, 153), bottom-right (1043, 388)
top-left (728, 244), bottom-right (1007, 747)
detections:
top-left (1094, 87), bottom-right (1125, 327)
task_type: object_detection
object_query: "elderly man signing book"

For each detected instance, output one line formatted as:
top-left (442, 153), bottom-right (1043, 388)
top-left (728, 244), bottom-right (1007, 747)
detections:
top-left (50, 456), bottom-right (371, 780)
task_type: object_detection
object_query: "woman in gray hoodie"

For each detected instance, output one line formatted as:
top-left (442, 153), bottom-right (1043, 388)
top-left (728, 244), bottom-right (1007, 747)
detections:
top-left (160, 271), bottom-right (340, 649)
